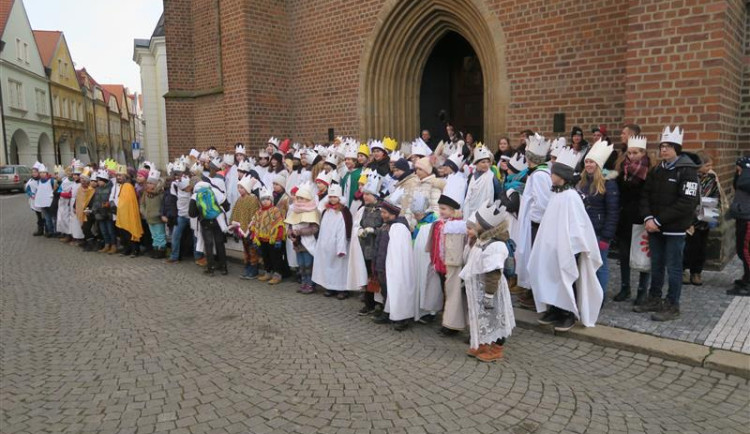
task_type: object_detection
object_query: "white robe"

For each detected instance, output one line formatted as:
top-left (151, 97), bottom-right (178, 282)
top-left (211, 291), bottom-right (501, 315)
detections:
top-left (69, 183), bottom-right (84, 239)
top-left (311, 208), bottom-right (350, 291)
top-left (285, 207), bottom-right (299, 268)
top-left (346, 206), bottom-right (369, 290)
top-left (384, 221), bottom-right (416, 321)
top-left (225, 165), bottom-right (239, 212)
top-left (461, 240), bottom-right (515, 349)
top-left (56, 178), bottom-right (74, 234)
top-left (413, 221), bottom-right (443, 321)
top-left (463, 170), bottom-right (495, 222)
top-left (515, 167), bottom-right (552, 288)
top-left (529, 189), bottom-right (603, 327)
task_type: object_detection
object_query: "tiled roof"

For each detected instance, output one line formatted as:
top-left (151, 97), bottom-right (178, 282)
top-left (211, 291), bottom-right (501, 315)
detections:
top-left (32, 30), bottom-right (62, 68)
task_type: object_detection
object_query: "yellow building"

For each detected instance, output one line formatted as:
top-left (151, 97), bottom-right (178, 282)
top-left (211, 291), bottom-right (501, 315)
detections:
top-left (103, 84), bottom-right (135, 166)
top-left (75, 68), bottom-right (97, 163)
top-left (33, 30), bottom-right (85, 165)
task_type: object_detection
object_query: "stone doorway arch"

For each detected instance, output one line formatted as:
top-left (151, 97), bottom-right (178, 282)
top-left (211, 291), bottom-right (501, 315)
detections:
top-left (10, 129), bottom-right (30, 166)
top-left (359, 0), bottom-right (509, 144)
top-left (38, 133), bottom-right (54, 165)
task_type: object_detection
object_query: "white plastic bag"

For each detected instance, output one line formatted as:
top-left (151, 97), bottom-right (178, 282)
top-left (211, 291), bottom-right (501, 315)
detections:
top-left (629, 224), bottom-right (651, 272)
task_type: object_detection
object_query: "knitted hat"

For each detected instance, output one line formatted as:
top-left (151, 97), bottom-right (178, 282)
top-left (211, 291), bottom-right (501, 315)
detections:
top-left (394, 158), bottom-right (410, 172)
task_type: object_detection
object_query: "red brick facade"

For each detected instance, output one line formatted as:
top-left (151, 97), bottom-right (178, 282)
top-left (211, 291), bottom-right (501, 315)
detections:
top-left (164, 0), bottom-right (748, 180)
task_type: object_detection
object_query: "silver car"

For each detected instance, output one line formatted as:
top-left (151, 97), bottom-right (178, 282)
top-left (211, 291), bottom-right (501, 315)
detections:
top-left (0, 165), bottom-right (33, 192)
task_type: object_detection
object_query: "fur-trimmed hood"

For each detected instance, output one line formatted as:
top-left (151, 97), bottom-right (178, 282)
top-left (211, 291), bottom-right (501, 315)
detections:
top-left (478, 218), bottom-right (510, 244)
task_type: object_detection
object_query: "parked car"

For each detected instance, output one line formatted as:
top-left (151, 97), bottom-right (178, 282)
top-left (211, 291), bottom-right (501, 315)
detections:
top-left (0, 165), bottom-right (33, 192)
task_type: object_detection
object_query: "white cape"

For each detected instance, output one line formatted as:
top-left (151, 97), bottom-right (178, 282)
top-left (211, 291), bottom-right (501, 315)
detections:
top-left (56, 178), bottom-right (75, 234)
top-left (384, 221), bottom-right (416, 321)
top-left (346, 206), bottom-right (369, 290)
top-left (413, 221), bottom-right (443, 320)
top-left (225, 165), bottom-right (239, 212)
top-left (461, 241), bottom-right (515, 348)
top-left (311, 209), bottom-right (350, 290)
top-left (69, 183), bottom-right (84, 239)
top-left (463, 170), bottom-right (494, 224)
top-left (528, 189), bottom-right (603, 327)
top-left (515, 168), bottom-right (551, 288)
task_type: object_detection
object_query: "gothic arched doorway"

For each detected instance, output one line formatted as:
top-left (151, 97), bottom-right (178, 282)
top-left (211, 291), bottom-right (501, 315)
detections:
top-left (420, 32), bottom-right (484, 143)
top-left (360, 0), bottom-right (508, 143)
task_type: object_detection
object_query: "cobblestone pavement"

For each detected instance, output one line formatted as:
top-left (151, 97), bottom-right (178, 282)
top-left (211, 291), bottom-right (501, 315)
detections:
top-left (598, 252), bottom-right (749, 354)
top-left (2, 195), bottom-right (749, 434)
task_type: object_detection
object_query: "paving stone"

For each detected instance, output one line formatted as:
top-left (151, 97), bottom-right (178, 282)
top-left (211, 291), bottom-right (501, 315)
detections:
top-left (0, 193), bottom-right (748, 434)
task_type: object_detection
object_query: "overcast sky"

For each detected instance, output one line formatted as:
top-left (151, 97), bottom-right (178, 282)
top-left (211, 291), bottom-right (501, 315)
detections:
top-left (24, 0), bottom-right (163, 94)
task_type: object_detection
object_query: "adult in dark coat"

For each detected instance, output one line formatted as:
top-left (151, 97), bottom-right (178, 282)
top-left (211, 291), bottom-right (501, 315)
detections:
top-left (635, 132), bottom-right (699, 321)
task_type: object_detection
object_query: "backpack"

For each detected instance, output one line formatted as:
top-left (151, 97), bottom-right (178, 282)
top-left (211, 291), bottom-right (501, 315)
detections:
top-left (196, 188), bottom-right (222, 220)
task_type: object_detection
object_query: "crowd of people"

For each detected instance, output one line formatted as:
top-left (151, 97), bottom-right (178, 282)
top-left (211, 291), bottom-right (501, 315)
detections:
top-left (23, 124), bottom-right (750, 362)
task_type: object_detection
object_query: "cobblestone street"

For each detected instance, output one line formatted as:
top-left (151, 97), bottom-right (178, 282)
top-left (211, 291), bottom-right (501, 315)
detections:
top-left (1, 194), bottom-right (749, 434)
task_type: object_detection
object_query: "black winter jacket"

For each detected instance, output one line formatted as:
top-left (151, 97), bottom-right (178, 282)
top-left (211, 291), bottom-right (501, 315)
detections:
top-left (616, 160), bottom-right (649, 234)
top-left (729, 168), bottom-right (750, 220)
top-left (367, 157), bottom-right (391, 177)
top-left (577, 172), bottom-right (620, 241)
top-left (639, 154), bottom-right (700, 235)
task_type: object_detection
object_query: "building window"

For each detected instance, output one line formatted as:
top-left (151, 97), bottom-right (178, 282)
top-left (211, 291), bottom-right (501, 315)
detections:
top-left (8, 79), bottom-right (24, 109)
top-left (35, 88), bottom-right (47, 115)
top-left (15, 38), bottom-right (22, 61)
top-left (23, 42), bottom-right (29, 63)
top-left (53, 95), bottom-right (59, 115)
top-left (78, 103), bottom-right (83, 121)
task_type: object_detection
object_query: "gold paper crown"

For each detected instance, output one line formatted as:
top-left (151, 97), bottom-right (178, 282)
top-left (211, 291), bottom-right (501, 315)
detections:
top-left (383, 137), bottom-right (398, 152)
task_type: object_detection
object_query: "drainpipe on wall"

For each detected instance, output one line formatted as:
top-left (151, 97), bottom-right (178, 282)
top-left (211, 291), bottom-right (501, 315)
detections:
top-left (44, 66), bottom-right (59, 164)
top-left (0, 40), bottom-right (9, 164)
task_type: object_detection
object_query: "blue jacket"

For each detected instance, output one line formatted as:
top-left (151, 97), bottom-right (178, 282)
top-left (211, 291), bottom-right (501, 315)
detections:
top-left (577, 171), bottom-right (620, 242)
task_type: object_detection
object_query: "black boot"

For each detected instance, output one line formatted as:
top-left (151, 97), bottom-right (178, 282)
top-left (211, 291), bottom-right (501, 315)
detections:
top-left (204, 267), bottom-right (215, 277)
top-left (613, 287), bottom-right (631, 302)
top-left (130, 245), bottom-right (140, 258)
top-left (633, 289), bottom-right (648, 306)
top-left (633, 296), bottom-right (662, 313)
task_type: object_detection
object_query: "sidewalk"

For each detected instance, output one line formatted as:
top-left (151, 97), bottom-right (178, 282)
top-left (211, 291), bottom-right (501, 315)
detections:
top-left (598, 256), bottom-right (749, 355)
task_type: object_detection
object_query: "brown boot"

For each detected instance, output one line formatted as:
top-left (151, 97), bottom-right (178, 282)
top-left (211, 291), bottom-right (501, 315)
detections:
top-left (477, 344), bottom-right (503, 362)
top-left (466, 344), bottom-right (489, 359)
top-left (257, 272), bottom-right (272, 282)
top-left (510, 285), bottom-right (527, 295)
top-left (690, 273), bottom-right (703, 286)
top-left (107, 245), bottom-right (118, 254)
top-left (267, 274), bottom-right (282, 285)
top-left (98, 244), bottom-right (110, 253)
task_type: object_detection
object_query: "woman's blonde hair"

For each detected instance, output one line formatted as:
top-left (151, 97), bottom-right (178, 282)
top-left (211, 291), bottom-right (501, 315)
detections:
top-left (578, 166), bottom-right (606, 195)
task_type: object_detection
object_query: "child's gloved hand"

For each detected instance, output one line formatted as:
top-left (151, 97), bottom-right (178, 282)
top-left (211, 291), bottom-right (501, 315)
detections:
top-left (482, 293), bottom-right (495, 310)
top-left (274, 241), bottom-right (282, 249)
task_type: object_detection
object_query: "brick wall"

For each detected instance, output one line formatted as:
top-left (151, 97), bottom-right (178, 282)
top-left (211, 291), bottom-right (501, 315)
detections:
top-left (625, 0), bottom-right (746, 187)
top-left (487, 0), bottom-right (629, 140)
top-left (164, 0), bottom-right (747, 156)
top-left (741, 2), bottom-right (750, 156)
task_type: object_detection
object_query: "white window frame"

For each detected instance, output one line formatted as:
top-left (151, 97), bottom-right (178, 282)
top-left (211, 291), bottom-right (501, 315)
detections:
top-left (35, 88), bottom-right (47, 115)
top-left (8, 79), bottom-right (25, 110)
top-left (15, 38), bottom-right (22, 61)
